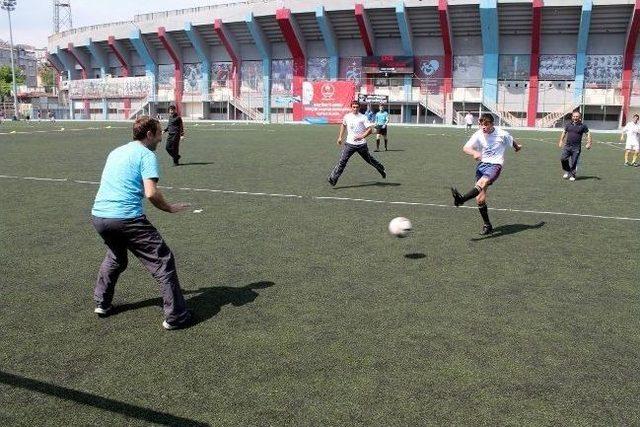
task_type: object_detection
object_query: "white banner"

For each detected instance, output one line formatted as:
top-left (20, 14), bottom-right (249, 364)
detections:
top-left (69, 76), bottom-right (153, 99)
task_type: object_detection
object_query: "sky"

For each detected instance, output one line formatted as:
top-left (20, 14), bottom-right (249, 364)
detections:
top-left (0, 0), bottom-right (235, 48)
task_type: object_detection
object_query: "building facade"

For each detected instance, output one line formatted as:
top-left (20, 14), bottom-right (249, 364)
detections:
top-left (46, 0), bottom-right (640, 129)
top-left (0, 41), bottom-right (39, 88)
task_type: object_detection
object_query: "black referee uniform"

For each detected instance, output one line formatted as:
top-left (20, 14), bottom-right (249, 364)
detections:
top-left (164, 112), bottom-right (184, 166)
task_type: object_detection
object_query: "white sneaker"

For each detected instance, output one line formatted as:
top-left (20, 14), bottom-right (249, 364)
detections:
top-left (569, 176), bottom-right (576, 182)
top-left (94, 305), bottom-right (112, 316)
top-left (562, 172), bottom-right (570, 179)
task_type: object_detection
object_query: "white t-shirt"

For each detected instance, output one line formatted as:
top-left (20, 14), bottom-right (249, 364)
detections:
top-left (463, 127), bottom-right (515, 165)
top-left (465, 114), bottom-right (474, 125)
top-left (623, 122), bottom-right (640, 147)
top-left (342, 112), bottom-right (371, 145)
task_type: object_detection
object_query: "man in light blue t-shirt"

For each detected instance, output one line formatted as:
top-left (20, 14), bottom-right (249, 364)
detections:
top-left (91, 116), bottom-right (193, 330)
top-left (374, 104), bottom-right (390, 152)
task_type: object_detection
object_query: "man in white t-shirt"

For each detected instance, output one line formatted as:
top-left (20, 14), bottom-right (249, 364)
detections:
top-left (327, 100), bottom-right (386, 186)
top-left (621, 113), bottom-right (640, 166)
top-left (464, 112), bottom-right (474, 132)
top-left (451, 113), bottom-right (522, 235)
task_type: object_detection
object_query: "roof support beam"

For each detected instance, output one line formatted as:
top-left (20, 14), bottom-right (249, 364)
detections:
top-left (246, 13), bottom-right (271, 121)
top-left (526, 0), bottom-right (543, 127)
top-left (396, 2), bottom-right (413, 57)
top-left (184, 22), bottom-right (212, 100)
top-left (316, 6), bottom-right (338, 79)
top-left (158, 27), bottom-right (183, 113)
top-left (130, 28), bottom-right (158, 103)
top-left (107, 36), bottom-right (130, 77)
top-left (107, 36), bottom-right (131, 118)
top-left (438, 0), bottom-right (453, 123)
top-left (67, 43), bottom-right (91, 119)
top-left (574, 0), bottom-right (591, 106)
top-left (480, 0), bottom-right (499, 107)
top-left (55, 46), bottom-right (77, 118)
top-left (86, 38), bottom-right (109, 119)
top-left (276, 8), bottom-right (306, 99)
top-left (214, 19), bottom-right (240, 98)
top-left (355, 3), bottom-right (375, 56)
top-left (621, 0), bottom-right (640, 125)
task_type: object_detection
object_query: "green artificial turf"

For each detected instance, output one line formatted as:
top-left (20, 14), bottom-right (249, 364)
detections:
top-left (0, 121), bottom-right (638, 425)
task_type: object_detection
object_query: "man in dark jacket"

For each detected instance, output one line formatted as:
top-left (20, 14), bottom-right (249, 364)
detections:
top-left (164, 105), bottom-right (184, 166)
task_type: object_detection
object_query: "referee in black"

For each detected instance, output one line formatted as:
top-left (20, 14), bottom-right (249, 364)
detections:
top-left (164, 105), bottom-right (184, 166)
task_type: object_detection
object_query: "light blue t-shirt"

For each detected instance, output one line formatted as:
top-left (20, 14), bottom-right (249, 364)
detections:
top-left (375, 111), bottom-right (389, 126)
top-left (92, 141), bottom-right (160, 219)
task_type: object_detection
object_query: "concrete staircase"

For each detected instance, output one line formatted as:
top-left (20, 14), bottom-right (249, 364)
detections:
top-left (536, 105), bottom-right (579, 128)
top-left (483, 102), bottom-right (525, 127)
top-left (230, 97), bottom-right (264, 121)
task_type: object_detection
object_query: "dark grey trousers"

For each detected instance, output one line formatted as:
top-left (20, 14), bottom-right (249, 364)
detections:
top-left (166, 134), bottom-right (180, 164)
top-left (561, 145), bottom-right (581, 174)
top-left (329, 143), bottom-right (385, 182)
top-left (92, 215), bottom-right (188, 323)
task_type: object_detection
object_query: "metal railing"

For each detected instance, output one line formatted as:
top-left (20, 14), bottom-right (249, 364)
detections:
top-left (21, 76), bottom-right (640, 127)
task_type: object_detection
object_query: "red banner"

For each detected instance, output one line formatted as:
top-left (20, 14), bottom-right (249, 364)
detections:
top-left (293, 80), bottom-right (356, 123)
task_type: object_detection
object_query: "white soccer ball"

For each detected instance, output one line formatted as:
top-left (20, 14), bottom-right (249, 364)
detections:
top-left (388, 217), bottom-right (412, 238)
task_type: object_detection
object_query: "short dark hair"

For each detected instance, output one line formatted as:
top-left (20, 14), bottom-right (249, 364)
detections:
top-left (351, 100), bottom-right (360, 106)
top-left (133, 116), bottom-right (160, 141)
top-left (479, 113), bottom-right (494, 124)
top-left (634, 114), bottom-right (639, 119)
top-left (169, 105), bottom-right (176, 111)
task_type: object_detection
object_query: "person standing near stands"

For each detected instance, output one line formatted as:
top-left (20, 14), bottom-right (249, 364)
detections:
top-left (621, 113), bottom-right (640, 166)
top-left (374, 104), bottom-right (390, 152)
top-left (164, 105), bottom-right (184, 166)
top-left (558, 111), bottom-right (591, 181)
top-left (464, 111), bottom-right (474, 132)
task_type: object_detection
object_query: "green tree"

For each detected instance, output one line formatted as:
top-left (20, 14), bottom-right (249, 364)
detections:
top-left (0, 65), bottom-right (25, 101)
top-left (38, 64), bottom-right (56, 90)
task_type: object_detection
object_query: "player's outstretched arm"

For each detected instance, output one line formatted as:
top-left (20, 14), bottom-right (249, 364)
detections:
top-left (144, 179), bottom-right (190, 213)
top-left (462, 144), bottom-right (481, 160)
top-left (558, 130), bottom-right (566, 148)
top-left (357, 126), bottom-right (374, 140)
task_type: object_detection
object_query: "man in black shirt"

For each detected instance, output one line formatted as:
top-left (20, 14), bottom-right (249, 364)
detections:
top-left (164, 105), bottom-right (184, 166)
top-left (558, 111), bottom-right (591, 181)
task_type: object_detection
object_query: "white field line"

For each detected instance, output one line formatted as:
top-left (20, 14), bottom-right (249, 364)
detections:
top-left (0, 126), bottom-right (129, 136)
top-left (518, 136), bottom-right (624, 151)
top-left (1, 173), bottom-right (639, 222)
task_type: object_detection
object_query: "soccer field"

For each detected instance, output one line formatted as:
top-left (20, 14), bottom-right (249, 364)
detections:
top-left (1, 120), bottom-right (638, 425)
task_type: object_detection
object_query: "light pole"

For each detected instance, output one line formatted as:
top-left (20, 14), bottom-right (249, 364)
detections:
top-left (1, 0), bottom-right (19, 120)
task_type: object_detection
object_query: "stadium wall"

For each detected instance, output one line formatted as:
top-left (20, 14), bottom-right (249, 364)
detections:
top-left (47, 0), bottom-right (640, 129)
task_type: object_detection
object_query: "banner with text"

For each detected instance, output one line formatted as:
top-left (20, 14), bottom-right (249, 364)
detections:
top-left (293, 80), bottom-right (356, 123)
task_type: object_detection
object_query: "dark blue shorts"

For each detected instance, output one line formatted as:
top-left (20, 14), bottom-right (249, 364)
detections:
top-left (475, 162), bottom-right (503, 184)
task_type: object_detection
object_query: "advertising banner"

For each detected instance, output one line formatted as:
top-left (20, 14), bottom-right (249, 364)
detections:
top-left (293, 80), bottom-right (356, 123)
top-left (363, 56), bottom-right (414, 74)
top-left (68, 76), bottom-right (153, 99)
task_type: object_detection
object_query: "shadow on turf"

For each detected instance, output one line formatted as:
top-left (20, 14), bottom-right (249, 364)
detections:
top-left (176, 162), bottom-right (214, 166)
top-left (575, 175), bottom-right (601, 181)
top-left (111, 281), bottom-right (275, 327)
top-left (404, 253), bottom-right (426, 259)
top-left (0, 371), bottom-right (209, 426)
top-left (333, 181), bottom-right (401, 189)
top-left (471, 221), bottom-right (546, 241)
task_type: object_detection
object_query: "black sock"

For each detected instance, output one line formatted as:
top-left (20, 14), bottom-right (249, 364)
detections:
top-left (561, 159), bottom-right (570, 171)
top-left (478, 203), bottom-right (491, 225)
top-left (384, 139), bottom-right (388, 149)
top-left (461, 185), bottom-right (481, 203)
